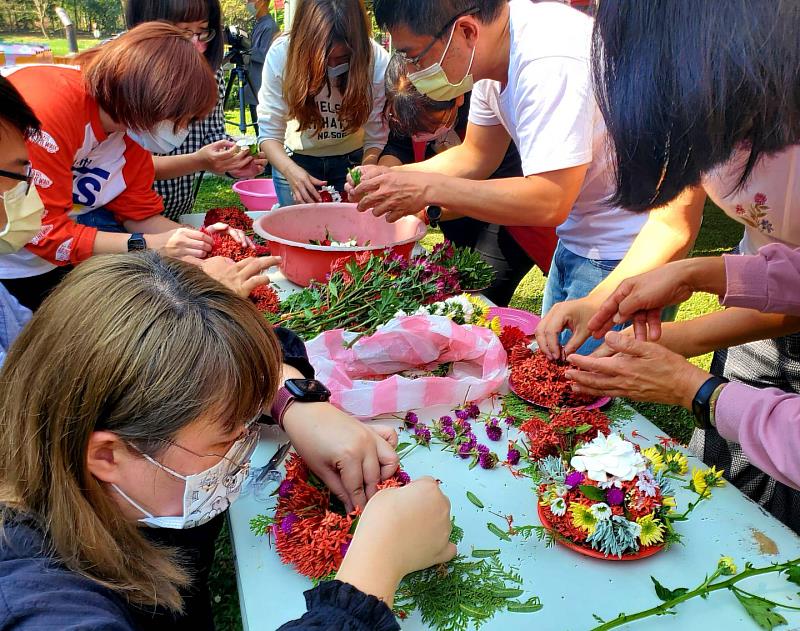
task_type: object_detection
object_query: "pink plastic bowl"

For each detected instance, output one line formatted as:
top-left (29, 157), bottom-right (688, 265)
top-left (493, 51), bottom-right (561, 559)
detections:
top-left (232, 179), bottom-right (279, 211)
top-left (254, 203), bottom-right (427, 287)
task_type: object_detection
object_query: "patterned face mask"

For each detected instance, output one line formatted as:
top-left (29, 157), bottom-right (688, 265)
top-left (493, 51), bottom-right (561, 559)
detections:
top-left (113, 423), bottom-right (259, 529)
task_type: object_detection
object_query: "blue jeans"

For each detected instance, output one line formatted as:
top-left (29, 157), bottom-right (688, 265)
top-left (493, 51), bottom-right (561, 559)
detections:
top-left (542, 241), bottom-right (624, 355)
top-left (75, 208), bottom-right (127, 233)
top-left (272, 148), bottom-right (364, 207)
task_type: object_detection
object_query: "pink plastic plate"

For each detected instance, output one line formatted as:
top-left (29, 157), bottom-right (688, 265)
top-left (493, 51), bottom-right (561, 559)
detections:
top-left (486, 307), bottom-right (541, 336)
top-left (537, 503), bottom-right (663, 561)
top-left (508, 374), bottom-right (611, 410)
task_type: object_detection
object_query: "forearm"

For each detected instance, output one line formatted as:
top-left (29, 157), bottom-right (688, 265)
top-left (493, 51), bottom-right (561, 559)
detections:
top-left (124, 214), bottom-right (180, 235)
top-left (590, 187), bottom-right (705, 299)
top-left (396, 143), bottom-right (497, 180)
top-left (419, 173), bottom-right (571, 227)
top-left (91, 231), bottom-right (136, 255)
top-left (657, 308), bottom-right (800, 357)
top-left (153, 154), bottom-right (206, 180)
top-left (335, 553), bottom-right (401, 609)
top-left (261, 139), bottom-right (297, 175)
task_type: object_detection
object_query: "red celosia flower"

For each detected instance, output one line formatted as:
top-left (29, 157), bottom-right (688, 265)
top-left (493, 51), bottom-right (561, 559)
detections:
top-left (510, 350), bottom-right (597, 408)
top-left (203, 229), bottom-right (268, 262)
top-left (249, 285), bottom-right (280, 314)
top-left (203, 207), bottom-right (252, 231)
top-left (498, 326), bottom-right (528, 353)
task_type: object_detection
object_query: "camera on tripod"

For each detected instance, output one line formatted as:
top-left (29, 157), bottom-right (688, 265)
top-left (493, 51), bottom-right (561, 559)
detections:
top-left (223, 25), bottom-right (257, 134)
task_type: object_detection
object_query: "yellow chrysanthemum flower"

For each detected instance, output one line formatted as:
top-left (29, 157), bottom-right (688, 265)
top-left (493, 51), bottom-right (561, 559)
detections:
top-left (717, 556), bottom-right (737, 576)
top-left (489, 316), bottom-right (502, 335)
top-left (642, 446), bottom-right (665, 473)
top-left (662, 496), bottom-right (676, 508)
top-left (691, 466), bottom-right (726, 497)
top-left (570, 502), bottom-right (597, 535)
top-left (636, 513), bottom-right (665, 547)
top-left (466, 294), bottom-right (490, 320)
top-left (665, 450), bottom-right (688, 476)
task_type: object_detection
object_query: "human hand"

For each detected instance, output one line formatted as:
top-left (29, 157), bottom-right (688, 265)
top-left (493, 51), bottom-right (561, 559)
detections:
top-left (282, 402), bottom-right (400, 511)
top-left (349, 168), bottom-right (430, 223)
top-left (535, 295), bottom-right (603, 361)
top-left (336, 477), bottom-right (456, 605)
top-left (587, 265), bottom-right (697, 343)
top-left (203, 221), bottom-right (253, 248)
top-left (566, 331), bottom-right (710, 409)
top-left (200, 255), bottom-right (280, 297)
top-left (197, 140), bottom-right (254, 174)
top-left (228, 158), bottom-right (266, 179)
top-left (343, 164), bottom-right (391, 201)
top-left (145, 227), bottom-right (214, 260)
top-left (284, 163), bottom-right (326, 204)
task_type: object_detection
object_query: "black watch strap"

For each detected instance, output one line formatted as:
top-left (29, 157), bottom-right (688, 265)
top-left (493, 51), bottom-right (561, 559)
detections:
top-left (127, 232), bottom-right (147, 252)
top-left (692, 376), bottom-right (730, 430)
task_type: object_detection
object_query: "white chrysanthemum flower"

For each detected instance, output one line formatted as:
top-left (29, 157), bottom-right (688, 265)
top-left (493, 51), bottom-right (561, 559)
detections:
top-left (570, 433), bottom-right (647, 484)
top-left (550, 497), bottom-right (567, 517)
top-left (589, 502), bottom-right (612, 521)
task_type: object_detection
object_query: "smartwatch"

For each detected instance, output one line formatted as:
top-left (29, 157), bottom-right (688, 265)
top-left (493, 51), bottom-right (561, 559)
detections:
top-left (691, 376), bottom-right (729, 430)
top-left (269, 378), bottom-right (332, 429)
top-left (127, 232), bottom-right (147, 252)
top-left (425, 205), bottom-right (442, 229)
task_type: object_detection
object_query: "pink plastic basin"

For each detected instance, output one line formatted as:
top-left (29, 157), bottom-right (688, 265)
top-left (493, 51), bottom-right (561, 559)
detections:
top-left (254, 203), bottom-right (427, 286)
top-left (233, 179), bottom-right (278, 211)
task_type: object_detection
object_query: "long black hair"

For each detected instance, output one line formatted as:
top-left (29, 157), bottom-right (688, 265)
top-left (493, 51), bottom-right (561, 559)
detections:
top-left (125, 0), bottom-right (224, 70)
top-left (592, 0), bottom-right (800, 212)
top-left (0, 75), bottom-right (40, 140)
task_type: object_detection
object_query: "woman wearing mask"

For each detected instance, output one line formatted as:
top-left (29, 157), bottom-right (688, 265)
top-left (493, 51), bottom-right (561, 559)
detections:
top-left (0, 252), bottom-right (455, 630)
top-left (0, 23), bottom-right (249, 311)
top-left (125, 0), bottom-right (265, 221)
top-left (257, 0), bottom-right (389, 206)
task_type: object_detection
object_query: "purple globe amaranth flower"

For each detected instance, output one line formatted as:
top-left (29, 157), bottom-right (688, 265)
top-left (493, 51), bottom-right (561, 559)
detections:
top-left (457, 420), bottom-right (472, 434)
top-left (340, 541), bottom-right (351, 557)
top-left (277, 479), bottom-right (295, 498)
top-left (486, 424), bottom-right (503, 442)
top-left (476, 443), bottom-right (490, 456)
top-left (467, 404), bottom-right (481, 419)
top-left (504, 416), bottom-right (516, 426)
top-left (396, 470), bottom-right (411, 485)
top-left (565, 470), bottom-right (585, 489)
top-left (457, 442), bottom-right (474, 459)
top-left (413, 424), bottom-right (431, 445)
top-left (404, 411), bottom-right (419, 428)
top-left (606, 487), bottom-right (625, 506)
top-left (438, 415), bottom-right (454, 427)
top-left (280, 513), bottom-right (299, 535)
top-left (507, 448), bottom-right (521, 466)
top-left (441, 426), bottom-right (457, 441)
top-left (455, 408), bottom-right (470, 421)
top-left (479, 452), bottom-right (498, 470)
top-left (464, 431), bottom-right (477, 444)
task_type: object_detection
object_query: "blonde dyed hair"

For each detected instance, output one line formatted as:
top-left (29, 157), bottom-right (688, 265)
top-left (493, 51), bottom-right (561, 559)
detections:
top-left (0, 252), bottom-right (283, 611)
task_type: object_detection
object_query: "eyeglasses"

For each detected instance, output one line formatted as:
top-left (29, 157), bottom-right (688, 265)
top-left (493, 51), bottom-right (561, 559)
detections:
top-left (395, 7), bottom-right (479, 71)
top-left (180, 27), bottom-right (216, 43)
top-left (0, 164), bottom-right (33, 195)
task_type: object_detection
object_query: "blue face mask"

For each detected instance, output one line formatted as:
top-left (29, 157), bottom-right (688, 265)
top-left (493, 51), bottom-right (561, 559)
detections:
top-left (327, 62), bottom-right (350, 79)
top-left (127, 121), bottom-right (190, 155)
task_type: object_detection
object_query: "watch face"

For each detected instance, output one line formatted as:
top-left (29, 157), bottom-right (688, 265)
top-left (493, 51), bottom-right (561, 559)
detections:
top-left (285, 378), bottom-right (331, 402)
top-left (128, 235), bottom-right (147, 251)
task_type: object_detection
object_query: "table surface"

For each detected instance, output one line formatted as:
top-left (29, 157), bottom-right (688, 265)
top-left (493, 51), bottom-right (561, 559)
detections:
top-left (229, 267), bottom-right (800, 631)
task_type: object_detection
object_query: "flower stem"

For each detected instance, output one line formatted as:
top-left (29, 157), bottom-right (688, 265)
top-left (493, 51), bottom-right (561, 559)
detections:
top-left (590, 559), bottom-right (800, 630)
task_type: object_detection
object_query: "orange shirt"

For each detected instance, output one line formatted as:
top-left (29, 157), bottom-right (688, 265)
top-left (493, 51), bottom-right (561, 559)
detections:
top-left (1, 65), bottom-right (163, 277)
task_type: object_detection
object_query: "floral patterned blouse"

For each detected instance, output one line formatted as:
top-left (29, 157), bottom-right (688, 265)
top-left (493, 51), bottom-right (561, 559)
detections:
top-left (702, 145), bottom-right (800, 255)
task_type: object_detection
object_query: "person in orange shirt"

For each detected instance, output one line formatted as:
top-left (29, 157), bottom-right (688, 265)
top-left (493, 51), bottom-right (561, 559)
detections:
top-left (1, 22), bottom-right (249, 310)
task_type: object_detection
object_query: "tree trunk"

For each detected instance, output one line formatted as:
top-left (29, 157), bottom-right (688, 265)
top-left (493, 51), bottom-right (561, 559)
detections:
top-left (32, 0), bottom-right (51, 39)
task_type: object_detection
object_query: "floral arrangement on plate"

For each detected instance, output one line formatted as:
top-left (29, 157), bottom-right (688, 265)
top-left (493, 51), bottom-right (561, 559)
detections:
top-left (250, 452), bottom-right (543, 629)
top-left (530, 433), bottom-right (725, 559)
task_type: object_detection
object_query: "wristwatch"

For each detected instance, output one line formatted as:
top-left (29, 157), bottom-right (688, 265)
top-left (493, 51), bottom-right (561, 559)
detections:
top-left (127, 232), bottom-right (147, 252)
top-left (269, 378), bottom-right (332, 429)
top-left (425, 205), bottom-right (442, 228)
top-left (691, 376), bottom-right (729, 430)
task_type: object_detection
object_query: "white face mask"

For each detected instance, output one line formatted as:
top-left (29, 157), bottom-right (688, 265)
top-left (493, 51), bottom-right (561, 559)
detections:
top-left (113, 425), bottom-right (259, 529)
top-left (0, 180), bottom-right (45, 254)
top-left (413, 123), bottom-right (455, 144)
top-left (127, 121), bottom-right (190, 155)
top-left (408, 23), bottom-right (476, 102)
top-left (327, 62), bottom-right (350, 79)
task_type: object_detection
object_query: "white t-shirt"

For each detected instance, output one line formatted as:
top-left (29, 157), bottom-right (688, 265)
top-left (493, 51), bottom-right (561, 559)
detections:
top-left (469, 0), bottom-right (645, 260)
top-left (702, 146), bottom-right (800, 255)
top-left (257, 36), bottom-right (389, 158)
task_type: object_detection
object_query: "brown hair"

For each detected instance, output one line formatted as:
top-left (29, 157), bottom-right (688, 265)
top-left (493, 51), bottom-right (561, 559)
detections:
top-left (284, 0), bottom-right (374, 134)
top-left (78, 22), bottom-right (217, 131)
top-left (0, 252), bottom-right (283, 611)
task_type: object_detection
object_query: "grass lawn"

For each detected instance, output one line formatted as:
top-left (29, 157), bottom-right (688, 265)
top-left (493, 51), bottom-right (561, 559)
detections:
top-left (0, 33), bottom-right (98, 56)
top-left (194, 176), bottom-right (743, 629)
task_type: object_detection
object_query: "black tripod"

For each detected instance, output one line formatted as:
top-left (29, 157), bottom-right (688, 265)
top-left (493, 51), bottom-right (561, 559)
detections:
top-left (224, 46), bottom-right (258, 135)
